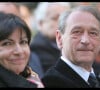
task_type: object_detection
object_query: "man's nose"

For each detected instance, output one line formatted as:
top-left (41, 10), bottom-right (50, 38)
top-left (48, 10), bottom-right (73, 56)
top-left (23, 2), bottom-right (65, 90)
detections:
top-left (80, 32), bottom-right (90, 45)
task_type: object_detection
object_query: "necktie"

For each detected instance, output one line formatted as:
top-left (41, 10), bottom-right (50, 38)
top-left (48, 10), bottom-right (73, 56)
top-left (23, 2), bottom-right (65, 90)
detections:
top-left (88, 73), bottom-right (100, 88)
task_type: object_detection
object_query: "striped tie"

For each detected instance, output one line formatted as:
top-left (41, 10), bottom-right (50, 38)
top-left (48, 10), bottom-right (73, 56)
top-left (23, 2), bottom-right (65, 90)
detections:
top-left (88, 73), bottom-right (100, 88)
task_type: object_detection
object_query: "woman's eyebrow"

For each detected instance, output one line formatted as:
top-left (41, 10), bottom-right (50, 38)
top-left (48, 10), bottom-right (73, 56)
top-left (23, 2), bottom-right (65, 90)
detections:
top-left (4, 39), bottom-right (14, 41)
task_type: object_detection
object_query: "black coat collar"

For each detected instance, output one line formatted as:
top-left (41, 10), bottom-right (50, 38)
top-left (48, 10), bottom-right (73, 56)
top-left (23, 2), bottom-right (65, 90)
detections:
top-left (0, 65), bottom-right (37, 88)
top-left (54, 58), bottom-right (90, 88)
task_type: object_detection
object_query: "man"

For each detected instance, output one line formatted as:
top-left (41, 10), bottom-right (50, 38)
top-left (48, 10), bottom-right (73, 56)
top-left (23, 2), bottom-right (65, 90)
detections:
top-left (42, 6), bottom-right (100, 88)
top-left (30, 2), bottom-right (71, 74)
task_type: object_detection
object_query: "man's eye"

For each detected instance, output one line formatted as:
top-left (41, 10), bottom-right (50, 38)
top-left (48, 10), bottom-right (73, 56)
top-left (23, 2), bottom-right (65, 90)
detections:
top-left (72, 30), bottom-right (82, 35)
top-left (90, 32), bottom-right (100, 38)
top-left (90, 32), bottom-right (98, 37)
top-left (74, 31), bottom-right (80, 33)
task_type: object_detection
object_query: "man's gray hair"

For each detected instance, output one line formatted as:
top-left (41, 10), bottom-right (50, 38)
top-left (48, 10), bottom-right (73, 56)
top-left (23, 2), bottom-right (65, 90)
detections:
top-left (58, 5), bottom-right (100, 34)
top-left (34, 2), bottom-right (71, 30)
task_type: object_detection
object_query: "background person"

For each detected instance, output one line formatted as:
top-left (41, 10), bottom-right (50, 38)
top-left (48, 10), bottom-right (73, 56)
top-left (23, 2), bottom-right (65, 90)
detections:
top-left (0, 2), bottom-right (20, 16)
top-left (30, 2), bottom-right (71, 75)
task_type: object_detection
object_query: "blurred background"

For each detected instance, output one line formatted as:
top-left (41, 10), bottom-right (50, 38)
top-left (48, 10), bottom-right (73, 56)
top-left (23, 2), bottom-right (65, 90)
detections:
top-left (1, 2), bottom-right (100, 78)
top-left (14, 2), bottom-right (100, 37)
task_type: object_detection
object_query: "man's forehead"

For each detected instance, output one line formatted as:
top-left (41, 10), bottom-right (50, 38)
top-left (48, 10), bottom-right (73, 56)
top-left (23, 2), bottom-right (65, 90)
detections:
top-left (67, 11), bottom-right (94, 20)
top-left (0, 3), bottom-right (20, 16)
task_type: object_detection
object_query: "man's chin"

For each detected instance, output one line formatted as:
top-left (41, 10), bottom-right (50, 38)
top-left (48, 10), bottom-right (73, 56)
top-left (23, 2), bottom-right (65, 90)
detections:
top-left (76, 58), bottom-right (94, 64)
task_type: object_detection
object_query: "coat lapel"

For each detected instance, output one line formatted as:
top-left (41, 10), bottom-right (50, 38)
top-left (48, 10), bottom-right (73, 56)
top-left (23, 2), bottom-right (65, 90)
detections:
top-left (55, 58), bottom-right (90, 88)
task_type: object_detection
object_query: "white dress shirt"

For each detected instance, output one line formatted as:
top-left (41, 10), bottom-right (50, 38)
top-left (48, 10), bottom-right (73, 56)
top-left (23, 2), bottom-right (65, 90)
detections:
top-left (61, 56), bottom-right (95, 83)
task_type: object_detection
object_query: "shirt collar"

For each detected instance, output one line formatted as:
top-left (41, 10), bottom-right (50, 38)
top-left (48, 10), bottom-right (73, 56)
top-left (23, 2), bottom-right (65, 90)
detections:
top-left (61, 56), bottom-right (95, 82)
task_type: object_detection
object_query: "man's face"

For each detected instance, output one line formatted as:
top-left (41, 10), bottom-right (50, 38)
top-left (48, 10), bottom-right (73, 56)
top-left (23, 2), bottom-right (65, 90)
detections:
top-left (41, 4), bottom-right (67, 39)
top-left (57, 11), bottom-right (100, 67)
top-left (0, 3), bottom-right (20, 16)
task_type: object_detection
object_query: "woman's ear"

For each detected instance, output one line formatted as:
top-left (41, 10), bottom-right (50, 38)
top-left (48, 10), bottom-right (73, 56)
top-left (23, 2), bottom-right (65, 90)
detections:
top-left (56, 30), bottom-right (63, 50)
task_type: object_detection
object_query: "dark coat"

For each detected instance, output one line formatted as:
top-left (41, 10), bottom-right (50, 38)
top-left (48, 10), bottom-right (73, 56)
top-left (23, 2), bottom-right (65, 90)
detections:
top-left (42, 58), bottom-right (92, 88)
top-left (30, 32), bottom-right (61, 73)
top-left (0, 65), bottom-right (37, 88)
top-left (92, 61), bottom-right (100, 82)
top-left (29, 52), bottom-right (44, 79)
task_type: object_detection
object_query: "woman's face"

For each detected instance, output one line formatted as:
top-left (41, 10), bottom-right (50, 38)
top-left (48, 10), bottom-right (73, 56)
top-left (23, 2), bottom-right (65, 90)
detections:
top-left (0, 29), bottom-right (30, 74)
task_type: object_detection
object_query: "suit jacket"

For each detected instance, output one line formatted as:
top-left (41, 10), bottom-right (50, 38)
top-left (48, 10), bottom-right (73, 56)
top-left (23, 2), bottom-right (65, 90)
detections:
top-left (42, 58), bottom-right (92, 88)
top-left (93, 61), bottom-right (100, 76)
top-left (0, 65), bottom-right (37, 88)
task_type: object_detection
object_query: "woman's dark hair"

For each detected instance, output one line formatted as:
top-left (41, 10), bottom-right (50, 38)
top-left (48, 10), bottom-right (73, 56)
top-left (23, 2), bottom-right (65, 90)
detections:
top-left (0, 12), bottom-right (31, 44)
top-left (0, 12), bottom-right (32, 78)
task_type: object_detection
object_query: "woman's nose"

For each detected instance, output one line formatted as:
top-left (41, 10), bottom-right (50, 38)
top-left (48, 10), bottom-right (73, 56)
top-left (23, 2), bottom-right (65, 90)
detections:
top-left (13, 44), bottom-right (23, 54)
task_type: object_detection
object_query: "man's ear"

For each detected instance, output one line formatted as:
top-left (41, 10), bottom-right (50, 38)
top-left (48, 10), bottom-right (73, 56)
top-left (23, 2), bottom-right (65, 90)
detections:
top-left (56, 30), bottom-right (63, 50)
top-left (38, 20), bottom-right (43, 31)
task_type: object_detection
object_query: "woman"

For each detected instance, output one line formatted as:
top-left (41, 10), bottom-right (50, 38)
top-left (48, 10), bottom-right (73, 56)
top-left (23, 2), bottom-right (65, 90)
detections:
top-left (0, 12), bottom-right (44, 88)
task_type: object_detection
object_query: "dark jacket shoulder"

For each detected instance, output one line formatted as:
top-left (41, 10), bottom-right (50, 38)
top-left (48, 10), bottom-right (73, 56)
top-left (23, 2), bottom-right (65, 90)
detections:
top-left (0, 65), bottom-right (37, 88)
top-left (42, 59), bottom-right (90, 88)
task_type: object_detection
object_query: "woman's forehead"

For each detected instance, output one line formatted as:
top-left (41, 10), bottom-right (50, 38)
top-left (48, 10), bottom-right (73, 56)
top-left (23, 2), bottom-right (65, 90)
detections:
top-left (9, 28), bottom-right (27, 38)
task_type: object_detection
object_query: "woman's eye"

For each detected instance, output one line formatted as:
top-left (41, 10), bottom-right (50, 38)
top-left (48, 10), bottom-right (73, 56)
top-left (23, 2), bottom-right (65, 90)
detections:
top-left (20, 40), bottom-right (28, 45)
top-left (2, 42), bottom-right (12, 46)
